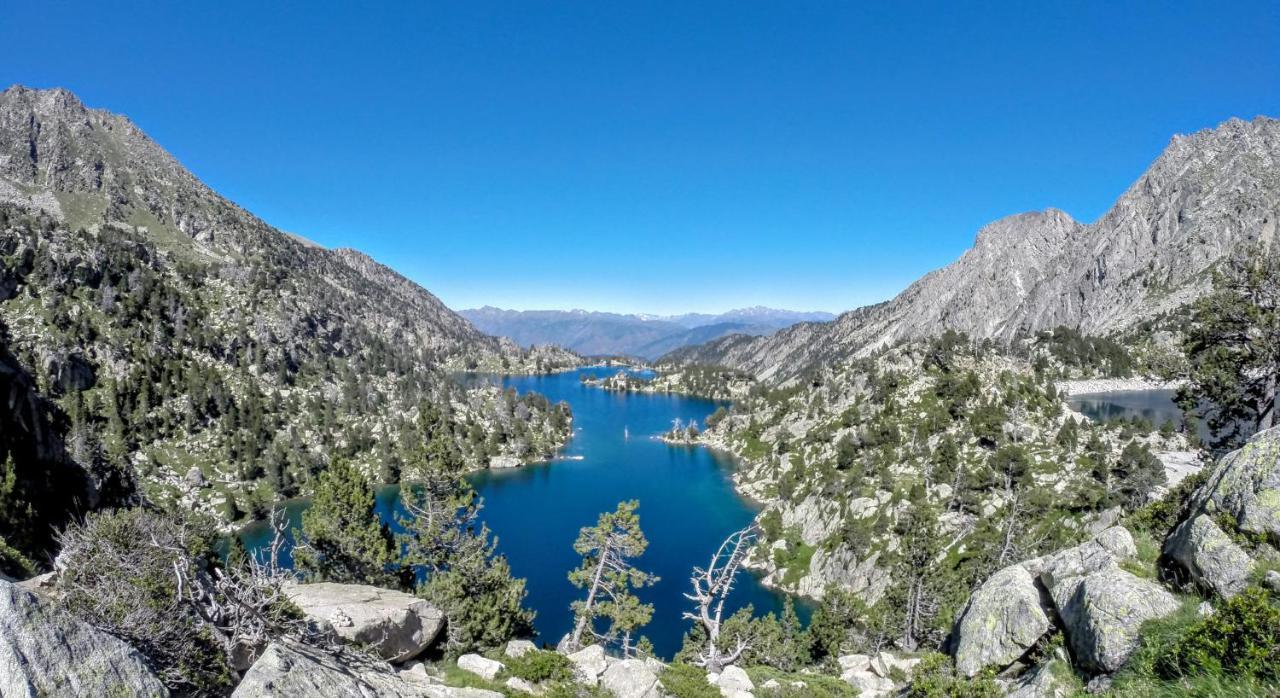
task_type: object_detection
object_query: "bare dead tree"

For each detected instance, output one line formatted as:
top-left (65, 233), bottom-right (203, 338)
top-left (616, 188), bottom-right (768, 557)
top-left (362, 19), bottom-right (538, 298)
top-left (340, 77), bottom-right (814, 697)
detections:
top-left (682, 523), bottom-right (759, 672)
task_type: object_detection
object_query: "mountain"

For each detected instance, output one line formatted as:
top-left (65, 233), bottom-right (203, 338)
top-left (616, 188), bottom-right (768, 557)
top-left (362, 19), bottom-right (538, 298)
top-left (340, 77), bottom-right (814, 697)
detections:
top-left (0, 85), bottom-right (576, 548)
top-left (459, 306), bottom-right (834, 359)
top-left (666, 116), bottom-right (1280, 382)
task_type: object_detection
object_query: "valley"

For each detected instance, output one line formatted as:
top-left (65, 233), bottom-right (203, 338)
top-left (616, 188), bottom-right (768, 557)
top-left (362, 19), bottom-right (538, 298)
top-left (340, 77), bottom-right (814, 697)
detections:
top-left (1, 78), bottom-right (1278, 698)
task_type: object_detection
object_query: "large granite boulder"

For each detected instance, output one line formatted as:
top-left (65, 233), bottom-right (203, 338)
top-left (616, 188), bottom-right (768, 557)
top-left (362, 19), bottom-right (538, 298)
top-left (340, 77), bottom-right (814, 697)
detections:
top-left (284, 582), bottom-right (445, 663)
top-left (1164, 514), bottom-right (1255, 598)
top-left (1055, 568), bottom-right (1180, 673)
top-left (1188, 427), bottom-right (1280, 543)
top-left (952, 565), bottom-right (1051, 677)
top-left (600, 658), bottom-right (665, 698)
top-left (233, 641), bottom-right (501, 697)
top-left (0, 578), bottom-right (167, 697)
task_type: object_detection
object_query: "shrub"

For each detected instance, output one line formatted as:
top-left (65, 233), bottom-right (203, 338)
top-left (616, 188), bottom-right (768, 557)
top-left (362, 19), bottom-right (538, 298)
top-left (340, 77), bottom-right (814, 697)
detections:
top-left (658, 662), bottom-right (720, 698)
top-left (56, 508), bottom-right (233, 696)
top-left (1158, 587), bottom-right (1280, 682)
top-left (904, 652), bottom-right (1002, 698)
top-left (504, 649), bottom-right (574, 683)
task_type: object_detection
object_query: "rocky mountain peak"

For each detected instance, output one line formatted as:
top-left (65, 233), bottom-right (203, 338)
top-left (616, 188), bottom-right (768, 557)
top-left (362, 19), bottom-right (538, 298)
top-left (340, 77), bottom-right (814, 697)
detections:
top-left (667, 115), bottom-right (1280, 383)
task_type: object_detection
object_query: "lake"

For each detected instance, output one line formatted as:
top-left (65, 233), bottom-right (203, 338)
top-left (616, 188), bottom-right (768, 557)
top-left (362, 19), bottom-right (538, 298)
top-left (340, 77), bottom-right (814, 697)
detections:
top-left (1067, 389), bottom-right (1184, 428)
top-left (240, 367), bottom-right (803, 658)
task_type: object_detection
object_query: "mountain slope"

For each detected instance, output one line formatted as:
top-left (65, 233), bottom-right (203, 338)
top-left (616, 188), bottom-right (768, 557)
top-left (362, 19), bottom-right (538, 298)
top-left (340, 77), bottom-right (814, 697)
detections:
top-left (667, 116), bottom-right (1280, 382)
top-left (0, 85), bottom-right (575, 534)
top-left (460, 306), bottom-right (833, 359)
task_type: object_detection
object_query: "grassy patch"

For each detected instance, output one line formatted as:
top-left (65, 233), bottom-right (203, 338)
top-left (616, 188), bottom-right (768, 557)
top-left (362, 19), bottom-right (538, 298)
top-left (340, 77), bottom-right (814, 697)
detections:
top-left (747, 665), bottom-right (854, 697)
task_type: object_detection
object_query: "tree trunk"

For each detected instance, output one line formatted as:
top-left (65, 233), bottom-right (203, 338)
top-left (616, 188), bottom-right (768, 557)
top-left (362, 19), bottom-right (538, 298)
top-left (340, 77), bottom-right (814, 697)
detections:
top-left (1260, 371), bottom-right (1277, 431)
top-left (570, 540), bottom-right (612, 650)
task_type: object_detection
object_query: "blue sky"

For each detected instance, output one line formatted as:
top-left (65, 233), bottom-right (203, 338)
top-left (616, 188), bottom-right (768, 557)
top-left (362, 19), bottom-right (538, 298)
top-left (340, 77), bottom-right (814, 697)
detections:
top-left (3, 2), bottom-right (1277, 315)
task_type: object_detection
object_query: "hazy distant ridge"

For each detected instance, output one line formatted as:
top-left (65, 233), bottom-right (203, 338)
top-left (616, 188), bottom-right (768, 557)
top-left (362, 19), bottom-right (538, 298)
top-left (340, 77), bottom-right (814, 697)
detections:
top-left (459, 306), bottom-right (834, 358)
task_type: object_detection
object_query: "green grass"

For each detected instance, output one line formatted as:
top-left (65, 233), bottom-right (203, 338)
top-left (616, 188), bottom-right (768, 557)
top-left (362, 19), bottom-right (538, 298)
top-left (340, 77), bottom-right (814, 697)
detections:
top-left (746, 666), bottom-right (854, 697)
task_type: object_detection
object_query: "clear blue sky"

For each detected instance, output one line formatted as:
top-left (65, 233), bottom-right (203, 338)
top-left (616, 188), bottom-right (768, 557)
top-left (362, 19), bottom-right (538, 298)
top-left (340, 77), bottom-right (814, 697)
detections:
top-left (3, 2), bottom-right (1277, 315)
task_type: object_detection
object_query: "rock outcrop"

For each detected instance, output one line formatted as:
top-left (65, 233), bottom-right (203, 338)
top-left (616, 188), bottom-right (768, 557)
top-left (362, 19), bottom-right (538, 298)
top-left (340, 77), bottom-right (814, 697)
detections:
top-left (284, 582), bottom-right (445, 663)
top-left (951, 526), bottom-right (1178, 677)
top-left (232, 640), bottom-right (500, 697)
top-left (666, 116), bottom-right (1280, 384)
top-left (1162, 427), bottom-right (1280, 599)
top-left (837, 652), bottom-right (920, 697)
top-left (0, 578), bottom-right (167, 697)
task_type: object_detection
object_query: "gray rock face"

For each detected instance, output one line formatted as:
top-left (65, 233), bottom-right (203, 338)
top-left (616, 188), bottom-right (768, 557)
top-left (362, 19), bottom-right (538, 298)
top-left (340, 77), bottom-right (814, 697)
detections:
top-left (0, 578), bottom-right (167, 697)
top-left (284, 582), bottom-right (445, 663)
top-left (667, 117), bottom-right (1280, 384)
top-left (797, 545), bottom-right (890, 603)
top-left (953, 565), bottom-right (1051, 677)
top-left (233, 640), bottom-right (499, 697)
top-left (1164, 514), bottom-right (1255, 598)
top-left (951, 526), bottom-right (1178, 677)
top-left (600, 658), bottom-right (665, 698)
top-left (1056, 568), bottom-right (1180, 674)
top-left (1189, 426), bottom-right (1280, 543)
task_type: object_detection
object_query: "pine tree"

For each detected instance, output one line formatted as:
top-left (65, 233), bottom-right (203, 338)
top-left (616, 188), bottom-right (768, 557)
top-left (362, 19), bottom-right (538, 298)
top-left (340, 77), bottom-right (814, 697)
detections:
top-left (1180, 246), bottom-right (1280, 453)
top-left (293, 459), bottom-right (396, 586)
top-left (566, 500), bottom-right (657, 652)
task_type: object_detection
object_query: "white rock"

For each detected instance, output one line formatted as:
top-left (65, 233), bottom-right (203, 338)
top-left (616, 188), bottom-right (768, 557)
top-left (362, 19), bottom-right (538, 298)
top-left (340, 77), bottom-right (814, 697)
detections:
top-left (567, 644), bottom-right (608, 686)
top-left (458, 653), bottom-right (504, 681)
top-left (600, 658), bottom-right (664, 698)
top-left (505, 676), bottom-right (540, 694)
top-left (505, 639), bottom-right (538, 658)
top-left (717, 664), bottom-right (755, 696)
top-left (284, 582), bottom-right (445, 663)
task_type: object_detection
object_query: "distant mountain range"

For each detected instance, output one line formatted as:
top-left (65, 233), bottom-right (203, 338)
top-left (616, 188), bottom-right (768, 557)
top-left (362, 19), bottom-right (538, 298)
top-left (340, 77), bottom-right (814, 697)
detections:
top-left (458, 306), bottom-right (835, 359)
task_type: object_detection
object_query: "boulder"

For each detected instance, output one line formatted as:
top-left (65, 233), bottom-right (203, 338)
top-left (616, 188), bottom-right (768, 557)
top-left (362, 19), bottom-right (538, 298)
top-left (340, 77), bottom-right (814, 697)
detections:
top-left (717, 664), bottom-right (754, 696)
top-left (234, 641), bottom-right (500, 697)
top-left (566, 644), bottom-right (609, 686)
top-left (841, 669), bottom-right (896, 697)
top-left (1164, 514), bottom-right (1254, 598)
top-left (599, 658), bottom-right (665, 698)
top-left (505, 676), bottom-right (540, 694)
top-left (457, 653), bottom-right (504, 681)
top-left (0, 578), bottom-right (167, 697)
top-left (1265, 570), bottom-right (1280, 593)
top-left (1056, 568), bottom-right (1179, 673)
top-left (1005, 659), bottom-right (1072, 698)
top-left (505, 639), bottom-right (538, 658)
top-left (1188, 427), bottom-right (1280, 543)
top-left (284, 582), bottom-right (445, 662)
top-left (952, 565), bottom-right (1051, 676)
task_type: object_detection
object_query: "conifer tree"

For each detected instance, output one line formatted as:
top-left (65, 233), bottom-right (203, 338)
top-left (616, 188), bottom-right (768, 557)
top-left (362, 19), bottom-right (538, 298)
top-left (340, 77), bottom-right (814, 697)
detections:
top-left (566, 500), bottom-right (657, 652)
top-left (293, 459), bottom-right (396, 586)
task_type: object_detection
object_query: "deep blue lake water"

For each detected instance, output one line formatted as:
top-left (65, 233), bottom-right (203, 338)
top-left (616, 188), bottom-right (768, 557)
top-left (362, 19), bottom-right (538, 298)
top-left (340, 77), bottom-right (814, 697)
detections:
top-left (241, 367), bottom-right (803, 658)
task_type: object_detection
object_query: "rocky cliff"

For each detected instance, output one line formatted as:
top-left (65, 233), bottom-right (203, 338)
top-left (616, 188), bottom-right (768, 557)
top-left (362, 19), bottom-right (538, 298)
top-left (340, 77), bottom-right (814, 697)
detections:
top-left (667, 117), bottom-right (1280, 383)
